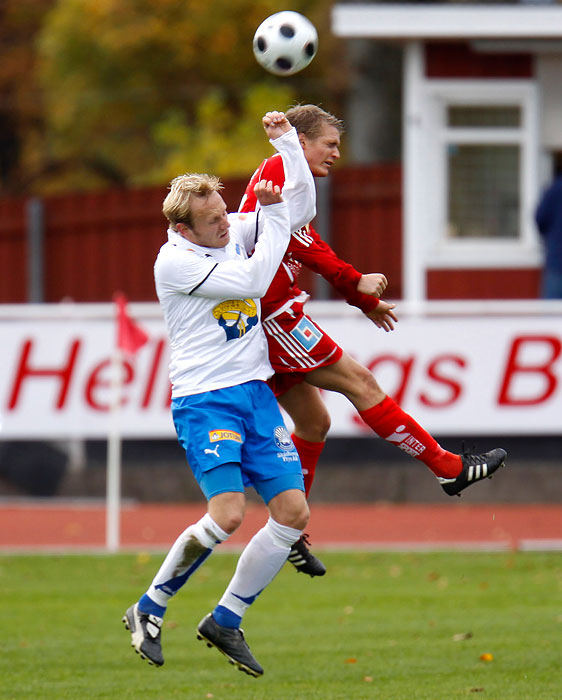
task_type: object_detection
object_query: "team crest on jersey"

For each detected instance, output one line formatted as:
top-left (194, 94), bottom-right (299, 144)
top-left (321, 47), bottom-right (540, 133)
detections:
top-left (212, 299), bottom-right (259, 341)
top-left (273, 426), bottom-right (294, 451)
top-left (209, 429), bottom-right (242, 443)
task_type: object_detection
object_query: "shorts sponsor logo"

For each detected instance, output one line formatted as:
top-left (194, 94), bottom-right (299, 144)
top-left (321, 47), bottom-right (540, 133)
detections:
top-left (209, 429), bottom-right (242, 443)
top-left (274, 425), bottom-right (294, 451)
top-left (277, 452), bottom-right (300, 462)
top-left (290, 316), bottom-right (322, 351)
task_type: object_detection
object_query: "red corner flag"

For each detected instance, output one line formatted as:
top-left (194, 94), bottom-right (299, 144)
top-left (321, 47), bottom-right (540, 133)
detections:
top-left (114, 292), bottom-right (149, 355)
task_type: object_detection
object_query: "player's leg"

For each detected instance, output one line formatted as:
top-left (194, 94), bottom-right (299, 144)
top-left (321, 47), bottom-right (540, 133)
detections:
top-left (275, 381), bottom-right (328, 576)
top-left (198, 487), bottom-right (309, 677)
top-left (124, 387), bottom-right (248, 666)
top-left (305, 352), bottom-right (507, 495)
top-left (278, 381), bottom-right (330, 496)
top-left (197, 380), bottom-right (309, 676)
top-left (123, 478), bottom-right (243, 667)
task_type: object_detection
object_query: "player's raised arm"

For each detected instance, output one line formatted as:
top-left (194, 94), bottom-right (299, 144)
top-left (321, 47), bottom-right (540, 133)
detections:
top-left (262, 111), bottom-right (292, 140)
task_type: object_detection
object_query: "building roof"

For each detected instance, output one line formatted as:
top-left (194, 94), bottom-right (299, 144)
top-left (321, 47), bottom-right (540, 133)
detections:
top-left (332, 3), bottom-right (562, 40)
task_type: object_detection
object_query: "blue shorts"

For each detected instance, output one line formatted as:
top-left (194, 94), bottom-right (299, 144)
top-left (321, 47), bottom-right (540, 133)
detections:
top-left (172, 380), bottom-right (304, 504)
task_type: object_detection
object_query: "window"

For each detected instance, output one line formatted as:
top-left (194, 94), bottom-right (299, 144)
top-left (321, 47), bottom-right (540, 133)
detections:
top-left (448, 143), bottom-right (519, 240)
top-left (425, 81), bottom-right (540, 267)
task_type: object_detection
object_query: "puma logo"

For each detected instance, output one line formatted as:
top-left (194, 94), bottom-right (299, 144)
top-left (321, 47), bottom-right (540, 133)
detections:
top-left (204, 445), bottom-right (220, 457)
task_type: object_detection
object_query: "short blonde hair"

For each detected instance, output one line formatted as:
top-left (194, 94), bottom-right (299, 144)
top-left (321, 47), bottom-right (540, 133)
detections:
top-left (162, 173), bottom-right (223, 229)
top-left (285, 104), bottom-right (344, 140)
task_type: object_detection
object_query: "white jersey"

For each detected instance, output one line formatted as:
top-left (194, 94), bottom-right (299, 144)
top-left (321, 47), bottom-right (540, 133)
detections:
top-left (154, 127), bottom-right (316, 397)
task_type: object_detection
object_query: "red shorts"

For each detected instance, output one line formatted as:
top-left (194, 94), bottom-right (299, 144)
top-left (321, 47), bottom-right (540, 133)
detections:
top-left (263, 304), bottom-right (343, 398)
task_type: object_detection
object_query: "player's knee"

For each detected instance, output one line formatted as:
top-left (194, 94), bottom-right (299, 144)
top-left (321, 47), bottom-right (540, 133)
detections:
top-left (208, 503), bottom-right (245, 534)
top-left (354, 365), bottom-right (384, 401)
top-left (295, 407), bottom-right (330, 441)
top-left (292, 501), bottom-right (310, 531)
top-left (269, 492), bottom-right (309, 530)
top-left (217, 511), bottom-right (244, 534)
top-left (283, 498), bottom-right (310, 531)
top-left (315, 410), bottom-right (331, 440)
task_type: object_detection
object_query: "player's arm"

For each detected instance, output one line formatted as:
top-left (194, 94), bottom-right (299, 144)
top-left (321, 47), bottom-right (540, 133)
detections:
top-left (291, 227), bottom-right (381, 314)
top-left (156, 183), bottom-right (290, 300)
top-left (365, 300), bottom-right (398, 332)
top-left (266, 122), bottom-right (316, 230)
top-left (193, 181), bottom-right (291, 299)
top-left (239, 114), bottom-right (315, 253)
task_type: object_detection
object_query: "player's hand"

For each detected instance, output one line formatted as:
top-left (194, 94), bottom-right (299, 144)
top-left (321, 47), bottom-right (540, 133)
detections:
top-left (366, 300), bottom-right (398, 332)
top-left (357, 273), bottom-right (388, 298)
top-left (255, 179), bottom-right (283, 206)
top-left (262, 111), bottom-right (291, 140)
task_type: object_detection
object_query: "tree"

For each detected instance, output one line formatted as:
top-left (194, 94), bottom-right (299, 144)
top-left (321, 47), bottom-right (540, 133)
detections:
top-left (35, 0), bottom-right (341, 192)
top-left (0, 0), bottom-right (55, 193)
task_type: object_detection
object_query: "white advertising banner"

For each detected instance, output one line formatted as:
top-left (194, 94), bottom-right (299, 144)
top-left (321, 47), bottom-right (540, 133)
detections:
top-left (1, 301), bottom-right (561, 439)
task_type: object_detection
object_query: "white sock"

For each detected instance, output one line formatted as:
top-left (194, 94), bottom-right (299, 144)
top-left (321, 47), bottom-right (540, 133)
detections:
top-left (144, 513), bottom-right (229, 610)
top-left (216, 517), bottom-right (302, 620)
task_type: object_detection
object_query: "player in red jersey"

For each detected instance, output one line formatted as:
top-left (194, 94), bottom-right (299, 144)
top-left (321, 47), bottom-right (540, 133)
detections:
top-left (240, 105), bottom-right (507, 576)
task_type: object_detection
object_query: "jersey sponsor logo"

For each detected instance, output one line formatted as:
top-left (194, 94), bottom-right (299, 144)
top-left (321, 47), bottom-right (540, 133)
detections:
top-left (212, 298), bottom-right (258, 341)
top-left (385, 424), bottom-right (426, 457)
top-left (273, 425), bottom-right (294, 451)
top-left (209, 429), bottom-right (242, 443)
top-left (290, 316), bottom-right (322, 351)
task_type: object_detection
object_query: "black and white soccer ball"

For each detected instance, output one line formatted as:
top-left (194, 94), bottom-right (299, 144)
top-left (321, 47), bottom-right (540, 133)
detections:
top-left (253, 11), bottom-right (318, 77)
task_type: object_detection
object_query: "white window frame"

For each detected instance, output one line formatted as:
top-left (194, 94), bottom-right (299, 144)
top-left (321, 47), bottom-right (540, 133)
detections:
top-left (424, 80), bottom-right (542, 268)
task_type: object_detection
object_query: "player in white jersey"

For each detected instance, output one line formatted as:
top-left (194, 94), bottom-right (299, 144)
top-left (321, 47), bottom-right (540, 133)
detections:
top-left (123, 112), bottom-right (316, 677)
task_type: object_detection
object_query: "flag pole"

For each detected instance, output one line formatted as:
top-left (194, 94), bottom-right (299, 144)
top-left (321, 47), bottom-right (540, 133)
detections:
top-left (106, 347), bottom-right (123, 552)
top-left (106, 293), bottom-right (149, 552)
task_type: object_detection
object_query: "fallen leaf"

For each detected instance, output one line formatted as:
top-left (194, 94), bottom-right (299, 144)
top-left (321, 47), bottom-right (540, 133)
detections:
top-left (136, 552), bottom-right (151, 565)
top-left (452, 632), bottom-right (473, 642)
top-left (363, 676), bottom-right (373, 682)
top-left (480, 653), bottom-right (494, 662)
top-left (344, 658), bottom-right (357, 664)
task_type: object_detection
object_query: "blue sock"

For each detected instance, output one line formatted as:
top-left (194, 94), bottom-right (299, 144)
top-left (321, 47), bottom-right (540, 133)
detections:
top-left (138, 593), bottom-right (166, 618)
top-left (212, 605), bottom-right (242, 629)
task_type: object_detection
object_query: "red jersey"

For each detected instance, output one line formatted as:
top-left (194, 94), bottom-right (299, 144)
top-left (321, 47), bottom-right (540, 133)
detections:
top-left (239, 153), bottom-right (379, 320)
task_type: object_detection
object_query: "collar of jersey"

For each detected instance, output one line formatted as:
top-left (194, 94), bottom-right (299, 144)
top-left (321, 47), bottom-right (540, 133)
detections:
top-left (167, 227), bottom-right (214, 256)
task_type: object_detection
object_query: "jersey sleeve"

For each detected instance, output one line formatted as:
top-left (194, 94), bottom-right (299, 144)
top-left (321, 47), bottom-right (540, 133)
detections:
top-left (291, 225), bottom-right (380, 313)
top-left (239, 154), bottom-right (286, 214)
top-left (155, 251), bottom-right (218, 296)
top-left (195, 201), bottom-right (291, 299)
top-left (240, 128), bottom-right (315, 233)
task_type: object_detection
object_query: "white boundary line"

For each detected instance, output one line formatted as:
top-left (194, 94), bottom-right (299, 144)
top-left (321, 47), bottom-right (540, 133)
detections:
top-left (2, 540), bottom-right (561, 555)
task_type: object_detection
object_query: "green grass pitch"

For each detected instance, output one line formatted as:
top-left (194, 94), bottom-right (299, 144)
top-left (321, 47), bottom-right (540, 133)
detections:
top-left (1, 551), bottom-right (560, 699)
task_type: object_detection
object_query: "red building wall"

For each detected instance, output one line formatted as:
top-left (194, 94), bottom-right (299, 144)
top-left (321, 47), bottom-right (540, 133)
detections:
top-left (0, 162), bottom-right (542, 304)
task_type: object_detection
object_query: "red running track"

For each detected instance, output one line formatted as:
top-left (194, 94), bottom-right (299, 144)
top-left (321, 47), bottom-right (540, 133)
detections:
top-left (1, 502), bottom-right (561, 552)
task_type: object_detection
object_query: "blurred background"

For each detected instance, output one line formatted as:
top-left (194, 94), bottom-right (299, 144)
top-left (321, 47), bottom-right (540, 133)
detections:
top-left (1, 0), bottom-right (561, 510)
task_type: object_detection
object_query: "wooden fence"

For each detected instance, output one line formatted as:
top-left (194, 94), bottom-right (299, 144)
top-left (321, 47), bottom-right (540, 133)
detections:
top-left (0, 164), bottom-right (403, 304)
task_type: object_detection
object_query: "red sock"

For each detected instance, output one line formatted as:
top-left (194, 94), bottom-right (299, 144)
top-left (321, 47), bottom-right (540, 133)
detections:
top-left (291, 434), bottom-right (325, 497)
top-left (358, 396), bottom-right (462, 478)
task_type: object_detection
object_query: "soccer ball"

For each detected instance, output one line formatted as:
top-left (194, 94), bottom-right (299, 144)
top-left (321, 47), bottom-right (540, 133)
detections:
top-left (253, 11), bottom-right (318, 77)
